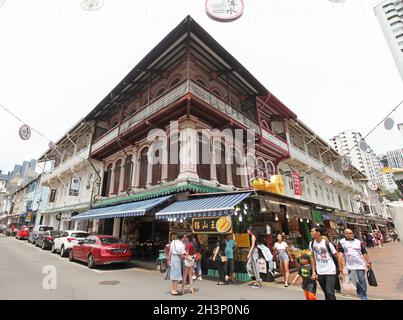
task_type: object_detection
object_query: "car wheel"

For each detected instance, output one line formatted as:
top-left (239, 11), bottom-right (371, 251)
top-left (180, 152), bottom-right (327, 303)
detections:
top-left (60, 245), bottom-right (67, 257)
top-left (41, 242), bottom-right (46, 250)
top-left (51, 244), bottom-right (56, 253)
top-left (69, 250), bottom-right (74, 262)
top-left (87, 254), bottom-right (95, 269)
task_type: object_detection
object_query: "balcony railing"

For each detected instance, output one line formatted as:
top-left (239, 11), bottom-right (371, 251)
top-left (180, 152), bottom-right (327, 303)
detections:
top-left (91, 80), bottom-right (265, 154)
top-left (261, 129), bottom-right (289, 153)
top-left (289, 144), bottom-right (361, 192)
top-left (42, 146), bottom-right (90, 182)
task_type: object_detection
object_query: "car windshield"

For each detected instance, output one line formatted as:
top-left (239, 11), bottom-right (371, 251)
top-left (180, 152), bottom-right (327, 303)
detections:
top-left (99, 237), bottom-right (121, 245)
top-left (71, 233), bottom-right (88, 238)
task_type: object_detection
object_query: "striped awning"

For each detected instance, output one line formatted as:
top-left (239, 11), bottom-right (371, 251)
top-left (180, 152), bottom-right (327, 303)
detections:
top-left (155, 192), bottom-right (252, 220)
top-left (71, 195), bottom-right (173, 221)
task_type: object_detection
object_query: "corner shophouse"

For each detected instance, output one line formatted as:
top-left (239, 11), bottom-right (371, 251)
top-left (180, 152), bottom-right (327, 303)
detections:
top-left (38, 121), bottom-right (102, 231)
top-left (68, 16), bottom-right (300, 260)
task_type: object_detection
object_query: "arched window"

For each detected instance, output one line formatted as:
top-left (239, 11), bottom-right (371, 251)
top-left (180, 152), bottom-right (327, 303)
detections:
top-left (168, 135), bottom-right (180, 181)
top-left (170, 78), bottom-right (181, 87)
top-left (138, 148), bottom-right (149, 188)
top-left (152, 141), bottom-right (163, 185)
top-left (231, 150), bottom-right (243, 188)
top-left (257, 159), bottom-right (266, 178)
top-left (196, 79), bottom-right (207, 88)
top-left (261, 120), bottom-right (270, 130)
top-left (197, 132), bottom-right (210, 180)
top-left (102, 164), bottom-right (112, 196)
top-left (113, 160), bottom-right (122, 194)
top-left (266, 161), bottom-right (275, 179)
top-left (215, 142), bottom-right (227, 185)
top-left (123, 156), bottom-right (133, 191)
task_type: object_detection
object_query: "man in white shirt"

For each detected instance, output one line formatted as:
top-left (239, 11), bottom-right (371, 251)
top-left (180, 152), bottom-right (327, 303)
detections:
top-left (309, 226), bottom-right (339, 300)
top-left (338, 229), bottom-right (372, 300)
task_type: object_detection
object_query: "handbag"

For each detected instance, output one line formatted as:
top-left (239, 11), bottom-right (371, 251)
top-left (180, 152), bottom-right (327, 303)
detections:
top-left (194, 252), bottom-right (202, 261)
top-left (184, 256), bottom-right (195, 267)
top-left (219, 254), bottom-right (228, 263)
top-left (164, 266), bottom-right (171, 280)
top-left (367, 267), bottom-right (378, 287)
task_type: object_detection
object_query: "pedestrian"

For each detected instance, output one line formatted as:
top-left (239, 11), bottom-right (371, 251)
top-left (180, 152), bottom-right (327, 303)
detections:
top-left (338, 228), bottom-right (372, 300)
top-left (309, 226), bottom-right (340, 300)
top-left (291, 253), bottom-right (317, 300)
top-left (182, 233), bottom-right (195, 294)
top-left (367, 232), bottom-right (374, 248)
top-left (246, 227), bottom-right (262, 289)
top-left (168, 232), bottom-right (186, 296)
top-left (224, 233), bottom-right (237, 283)
top-left (212, 235), bottom-right (227, 285)
top-left (376, 231), bottom-right (384, 248)
top-left (273, 233), bottom-right (293, 287)
top-left (192, 235), bottom-right (203, 281)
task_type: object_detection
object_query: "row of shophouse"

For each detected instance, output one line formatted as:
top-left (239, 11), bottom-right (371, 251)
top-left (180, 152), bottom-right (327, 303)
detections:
top-left (0, 16), bottom-right (395, 266)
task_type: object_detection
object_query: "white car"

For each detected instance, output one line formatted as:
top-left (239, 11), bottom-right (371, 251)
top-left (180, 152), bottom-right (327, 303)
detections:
top-left (51, 230), bottom-right (89, 257)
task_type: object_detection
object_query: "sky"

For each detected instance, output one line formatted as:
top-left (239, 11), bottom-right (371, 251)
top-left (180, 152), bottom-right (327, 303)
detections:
top-left (0, 0), bottom-right (402, 174)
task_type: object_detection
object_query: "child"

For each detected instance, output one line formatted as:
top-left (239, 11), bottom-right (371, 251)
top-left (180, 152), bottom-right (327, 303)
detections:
top-left (291, 254), bottom-right (317, 300)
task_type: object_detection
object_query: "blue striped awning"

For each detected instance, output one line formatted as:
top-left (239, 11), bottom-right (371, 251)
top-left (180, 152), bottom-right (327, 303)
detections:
top-left (71, 195), bottom-right (173, 221)
top-left (155, 192), bottom-right (251, 220)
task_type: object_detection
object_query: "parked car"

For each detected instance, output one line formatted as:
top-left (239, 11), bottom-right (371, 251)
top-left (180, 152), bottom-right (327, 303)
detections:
top-left (5, 223), bottom-right (22, 236)
top-left (28, 225), bottom-right (53, 244)
top-left (35, 230), bottom-right (64, 250)
top-left (52, 230), bottom-right (89, 257)
top-left (16, 226), bottom-right (34, 240)
top-left (69, 235), bottom-right (132, 269)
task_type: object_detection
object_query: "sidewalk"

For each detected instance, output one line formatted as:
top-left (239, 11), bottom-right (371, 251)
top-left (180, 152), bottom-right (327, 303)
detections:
top-left (273, 241), bottom-right (403, 300)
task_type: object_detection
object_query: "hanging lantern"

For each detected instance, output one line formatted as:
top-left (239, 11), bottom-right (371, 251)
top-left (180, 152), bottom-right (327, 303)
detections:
top-left (384, 117), bottom-right (395, 130)
top-left (19, 124), bottom-right (31, 140)
top-left (239, 215), bottom-right (243, 222)
top-left (275, 214), bottom-right (279, 221)
top-left (300, 218), bottom-right (303, 223)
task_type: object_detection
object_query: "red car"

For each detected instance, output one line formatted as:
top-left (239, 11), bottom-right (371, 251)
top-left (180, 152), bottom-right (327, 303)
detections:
top-left (16, 226), bottom-right (34, 240)
top-left (69, 235), bottom-right (132, 269)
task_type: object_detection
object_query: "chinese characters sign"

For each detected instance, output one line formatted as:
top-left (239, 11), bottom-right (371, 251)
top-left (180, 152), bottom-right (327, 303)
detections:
top-left (192, 216), bottom-right (232, 234)
top-left (292, 172), bottom-right (302, 197)
top-left (205, 0), bottom-right (245, 22)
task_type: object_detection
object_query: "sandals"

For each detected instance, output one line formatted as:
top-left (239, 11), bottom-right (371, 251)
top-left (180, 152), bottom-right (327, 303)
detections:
top-left (217, 282), bottom-right (225, 285)
top-left (171, 292), bottom-right (182, 296)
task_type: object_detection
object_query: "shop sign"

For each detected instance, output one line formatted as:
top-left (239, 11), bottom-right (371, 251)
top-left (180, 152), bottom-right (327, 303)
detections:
top-left (205, 0), bottom-right (245, 22)
top-left (234, 233), bottom-right (250, 248)
top-left (322, 213), bottom-right (336, 221)
top-left (292, 172), bottom-right (302, 196)
top-left (191, 216), bottom-right (232, 234)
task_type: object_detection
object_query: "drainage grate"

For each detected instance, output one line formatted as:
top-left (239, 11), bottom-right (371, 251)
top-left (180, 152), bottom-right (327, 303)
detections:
top-left (98, 280), bottom-right (120, 286)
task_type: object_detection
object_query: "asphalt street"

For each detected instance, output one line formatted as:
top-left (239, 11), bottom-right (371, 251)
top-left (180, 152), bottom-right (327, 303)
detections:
top-left (0, 234), bottom-right (360, 300)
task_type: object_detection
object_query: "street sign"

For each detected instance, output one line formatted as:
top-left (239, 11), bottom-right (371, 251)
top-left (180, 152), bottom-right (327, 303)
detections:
top-left (19, 124), bottom-right (31, 140)
top-left (205, 0), bottom-right (244, 22)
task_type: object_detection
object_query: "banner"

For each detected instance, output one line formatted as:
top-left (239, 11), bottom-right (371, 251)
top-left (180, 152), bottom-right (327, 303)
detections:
top-left (292, 172), bottom-right (302, 196)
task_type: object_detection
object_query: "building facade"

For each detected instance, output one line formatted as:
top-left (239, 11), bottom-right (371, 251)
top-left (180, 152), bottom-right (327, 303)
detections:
top-left (374, 0), bottom-right (403, 80)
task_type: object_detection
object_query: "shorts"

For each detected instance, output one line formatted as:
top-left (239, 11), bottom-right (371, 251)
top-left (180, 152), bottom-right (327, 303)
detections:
top-left (279, 252), bottom-right (289, 262)
top-left (304, 290), bottom-right (317, 300)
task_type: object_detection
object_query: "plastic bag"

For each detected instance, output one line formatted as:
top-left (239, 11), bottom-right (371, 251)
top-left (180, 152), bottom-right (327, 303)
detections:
top-left (342, 269), bottom-right (356, 291)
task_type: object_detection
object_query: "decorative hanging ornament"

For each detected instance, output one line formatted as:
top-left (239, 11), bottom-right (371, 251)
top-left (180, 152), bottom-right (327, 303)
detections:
top-left (341, 156), bottom-right (351, 172)
top-left (205, 0), bottom-right (245, 22)
top-left (19, 124), bottom-right (31, 140)
top-left (384, 117), bottom-right (395, 131)
top-left (81, 0), bottom-right (103, 11)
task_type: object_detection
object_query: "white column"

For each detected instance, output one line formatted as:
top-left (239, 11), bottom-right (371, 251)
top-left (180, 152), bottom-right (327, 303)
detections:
top-left (178, 117), bottom-right (199, 180)
top-left (146, 157), bottom-right (153, 188)
top-left (161, 141), bottom-right (168, 183)
top-left (131, 147), bottom-right (138, 189)
top-left (119, 157), bottom-right (126, 193)
top-left (210, 148), bottom-right (218, 184)
top-left (109, 163), bottom-right (116, 196)
top-left (113, 218), bottom-right (121, 238)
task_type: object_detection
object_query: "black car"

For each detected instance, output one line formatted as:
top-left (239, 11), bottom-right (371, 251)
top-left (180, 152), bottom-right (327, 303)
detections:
top-left (35, 230), bottom-right (63, 250)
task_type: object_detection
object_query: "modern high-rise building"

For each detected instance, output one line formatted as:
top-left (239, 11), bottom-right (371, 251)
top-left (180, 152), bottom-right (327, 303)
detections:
top-left (330, 130), bottom-right (397, 191)
top-left (374, 0), bottom-right (403, 80)
top-left (386, 148), bottom-right (403, 168)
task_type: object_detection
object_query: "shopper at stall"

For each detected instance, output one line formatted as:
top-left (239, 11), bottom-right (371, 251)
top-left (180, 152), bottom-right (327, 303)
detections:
top-left (338, 229), bottom-right (372, 300)
top-left (291, 254), bottom-right (317, 300)
top-left (273, 234), bottom-right (293, 287)
top-left (168, 233), bottom-right (186, 296)
top-left (246, 227), bottom-right (262, 289)
top-left (224, 233), bottom-right (237, 283)
top-left (310, 226), bottom-right (339, 300)
top-left (182, 233), bottom-right (195, 294)
top-left (212, 235), bottom-right (227, 285)
top-left (192, 236), bottom-right (203, 281)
